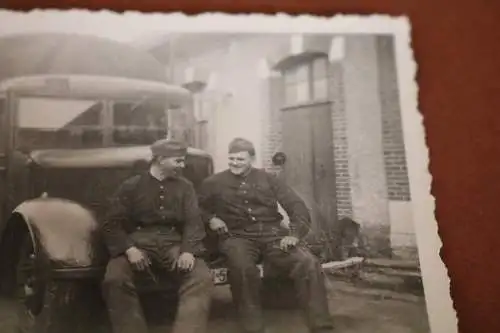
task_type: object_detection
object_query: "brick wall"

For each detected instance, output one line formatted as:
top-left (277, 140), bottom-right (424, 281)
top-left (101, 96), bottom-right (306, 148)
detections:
top-left (261, 75), bottom-right (284, 174)
top-left (329, 61), bottom-right (353, 218)
top-left (377, 36), bottom-right (411, 201)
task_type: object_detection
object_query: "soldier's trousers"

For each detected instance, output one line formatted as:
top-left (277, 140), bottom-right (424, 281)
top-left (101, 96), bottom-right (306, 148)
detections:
top-left (101, 244), bottom-right (213, 333)
top-left (220, 236), bottom-right (334, 333)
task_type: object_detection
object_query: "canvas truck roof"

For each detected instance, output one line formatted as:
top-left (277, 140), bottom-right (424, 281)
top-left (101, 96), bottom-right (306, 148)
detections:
top-left (0, 75), bottom-right (192, 107)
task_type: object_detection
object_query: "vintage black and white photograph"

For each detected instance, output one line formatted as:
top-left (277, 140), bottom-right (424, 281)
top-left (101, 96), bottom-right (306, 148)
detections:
top-left (0, 10), bottom-right (456, 333)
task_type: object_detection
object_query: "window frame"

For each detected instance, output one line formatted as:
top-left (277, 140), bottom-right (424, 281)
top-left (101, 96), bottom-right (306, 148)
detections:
top-left (12, 95), bottom-right (108, 150)
top-left (281, 55), bottom-right (331, 109)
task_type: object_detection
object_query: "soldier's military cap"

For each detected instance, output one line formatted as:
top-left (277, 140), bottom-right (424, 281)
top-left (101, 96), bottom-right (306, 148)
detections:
top-left (228, 137), bottom-right (255, 156)
top-left (150, 139), bottom-right (187, 158)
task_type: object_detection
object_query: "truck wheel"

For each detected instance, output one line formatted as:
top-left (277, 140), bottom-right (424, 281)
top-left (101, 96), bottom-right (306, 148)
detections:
top-left (14, 233), bottom-right (45, 333)
top-left (13, 229), bottom-right (105, 333)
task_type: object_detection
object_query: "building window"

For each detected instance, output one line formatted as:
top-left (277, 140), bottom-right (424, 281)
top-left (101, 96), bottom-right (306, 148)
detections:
top-left (283, 56), bottom-right (329, 107)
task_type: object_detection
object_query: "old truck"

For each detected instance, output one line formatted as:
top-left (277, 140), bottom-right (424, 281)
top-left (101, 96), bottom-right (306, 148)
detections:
top-left (0, 72), bottom-right (222, 331)
top-left (0, 32), bottom-right (218, 332)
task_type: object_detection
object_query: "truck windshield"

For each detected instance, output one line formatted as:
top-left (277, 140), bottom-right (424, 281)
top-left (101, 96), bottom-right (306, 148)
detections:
top-left (14, 96), bottom-right (169, 150)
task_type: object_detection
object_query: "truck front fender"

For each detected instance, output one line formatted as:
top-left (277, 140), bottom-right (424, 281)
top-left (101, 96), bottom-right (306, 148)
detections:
top-left (0, 197), bottom-right (110, 295)
top-left (13, 197), bottom-right (105, 267)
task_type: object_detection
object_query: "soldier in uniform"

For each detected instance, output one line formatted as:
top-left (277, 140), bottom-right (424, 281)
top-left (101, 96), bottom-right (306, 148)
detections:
top-left (100, 139), bottom-right (213, 333)
top-left (198, 137), bottom-right (334, 333)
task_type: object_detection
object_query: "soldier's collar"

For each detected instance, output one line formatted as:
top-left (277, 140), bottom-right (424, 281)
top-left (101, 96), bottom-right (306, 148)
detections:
top-left (229, 167), bottom-right (254, 179)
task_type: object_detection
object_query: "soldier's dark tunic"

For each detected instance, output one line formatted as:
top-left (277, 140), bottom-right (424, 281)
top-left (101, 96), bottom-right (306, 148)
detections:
top-left (198, 168), bottom-right (334, 333)
top-left (100, 172), bottom-right (213, 333)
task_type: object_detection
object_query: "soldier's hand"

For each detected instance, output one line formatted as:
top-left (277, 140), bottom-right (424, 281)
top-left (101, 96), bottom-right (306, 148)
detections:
top-left (209, 217), bottom-right (229, 235)
top-left (280, 236), bottom-right (299, 252)
top-left (176, 252), bottom-right (195, 272)
top-left (125, 246), bottom-right (150, 271)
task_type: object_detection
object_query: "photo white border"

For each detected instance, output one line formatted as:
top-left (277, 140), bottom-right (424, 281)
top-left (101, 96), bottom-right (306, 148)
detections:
top-left (0, 10), bottom-right (458, 333)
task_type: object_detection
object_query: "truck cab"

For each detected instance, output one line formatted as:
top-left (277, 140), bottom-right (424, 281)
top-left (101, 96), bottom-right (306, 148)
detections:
top-left (0, 75), bottom-right (216, 322)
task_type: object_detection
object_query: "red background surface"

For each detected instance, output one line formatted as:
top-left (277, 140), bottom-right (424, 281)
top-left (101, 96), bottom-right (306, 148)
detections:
top-left (2, 1), bottom-right (500, 332)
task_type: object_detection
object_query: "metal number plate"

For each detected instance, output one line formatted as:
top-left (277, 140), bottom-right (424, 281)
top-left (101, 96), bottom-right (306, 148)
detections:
top-left (211, 265), bottom-right (264, 285)
top-left (211, 267), bottom-right (228, 285)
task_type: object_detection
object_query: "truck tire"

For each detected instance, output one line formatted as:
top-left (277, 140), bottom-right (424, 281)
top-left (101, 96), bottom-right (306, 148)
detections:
top-left (14, 231), bottom-right (43, 333)
top-left (13, 223), bottom-right (108, 333)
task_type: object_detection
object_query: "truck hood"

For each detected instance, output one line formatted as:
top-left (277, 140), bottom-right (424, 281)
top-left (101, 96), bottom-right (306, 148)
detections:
top-left (28, 145), bottom-right (210, 169)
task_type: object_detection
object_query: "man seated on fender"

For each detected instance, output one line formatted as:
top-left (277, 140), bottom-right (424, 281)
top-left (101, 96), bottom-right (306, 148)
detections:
top-left (198, 137), bottom-right (335, 333)
top-left (100, 139), bottom-right (213, 333)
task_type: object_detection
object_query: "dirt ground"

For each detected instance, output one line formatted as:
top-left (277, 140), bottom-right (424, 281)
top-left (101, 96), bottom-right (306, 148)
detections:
top-left (0, 278), bottom-right (430, 333)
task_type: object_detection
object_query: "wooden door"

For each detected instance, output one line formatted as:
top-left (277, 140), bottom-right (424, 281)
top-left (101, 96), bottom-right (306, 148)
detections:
top-left (282, 107), bottom-right (315, 217)
top-left (281, 103), bottom-right (338, 252)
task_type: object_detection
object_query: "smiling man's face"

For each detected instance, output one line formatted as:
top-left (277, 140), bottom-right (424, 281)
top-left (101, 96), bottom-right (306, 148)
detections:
top-left (228, 151), bottom-right (253, 176)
